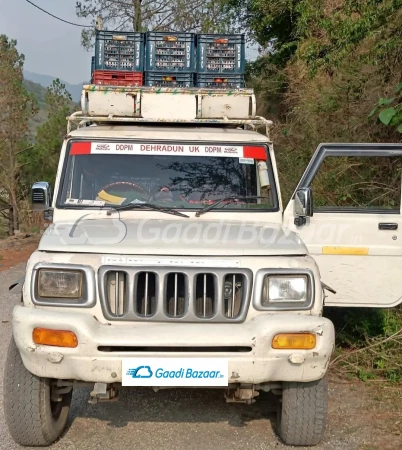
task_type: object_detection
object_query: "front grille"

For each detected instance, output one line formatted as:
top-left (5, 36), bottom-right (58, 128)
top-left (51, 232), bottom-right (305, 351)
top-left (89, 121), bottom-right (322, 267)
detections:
top-left (99, 267), bottom-right (252, 323)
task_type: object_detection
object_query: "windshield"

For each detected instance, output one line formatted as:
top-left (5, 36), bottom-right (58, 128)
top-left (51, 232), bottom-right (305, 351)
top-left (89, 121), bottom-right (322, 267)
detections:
top-left (58, 140), bottom-right (277, 211)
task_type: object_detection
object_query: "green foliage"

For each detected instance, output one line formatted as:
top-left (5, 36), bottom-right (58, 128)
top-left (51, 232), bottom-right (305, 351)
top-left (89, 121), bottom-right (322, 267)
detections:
top-left (372, 83), bottom-right (402, 132)
top-left (225, 0), bottom-right (300, 62)
top-left (295, 0), bottom-right (402, 74)
top-left (326, 307), bottom-right (402, 381)
top-left (357, 368), bottom-right (377, 382)
top-left (22, 80), bottom-right (50, 140)
top-left (0, 35), bottom-right (37, 234)
top-left (25, 80), bottom-right (76, 186)
top-left (326, 308), bottom-right (400, 346)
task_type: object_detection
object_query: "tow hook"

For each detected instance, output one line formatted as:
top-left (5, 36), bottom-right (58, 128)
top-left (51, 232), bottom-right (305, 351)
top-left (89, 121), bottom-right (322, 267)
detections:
top-left (224, 385), bottom-right (259, 404)
top-left (88, 382), bottom-right (119, 404)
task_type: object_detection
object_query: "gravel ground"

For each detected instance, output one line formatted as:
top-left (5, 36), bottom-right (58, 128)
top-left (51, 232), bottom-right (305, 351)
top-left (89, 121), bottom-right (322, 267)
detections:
top-left (0, 264), bottom-right (400, 450)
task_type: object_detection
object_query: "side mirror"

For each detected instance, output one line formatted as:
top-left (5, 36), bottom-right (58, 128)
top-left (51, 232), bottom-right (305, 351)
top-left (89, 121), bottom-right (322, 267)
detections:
top-left (32, 182), bottom-right (52, 212)
top-left (294, 188), bottom-right (313, 226)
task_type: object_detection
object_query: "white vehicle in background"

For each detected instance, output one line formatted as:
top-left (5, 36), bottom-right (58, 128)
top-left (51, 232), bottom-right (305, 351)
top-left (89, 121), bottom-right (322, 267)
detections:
top-left (4, 85), bottom-right (402, 447)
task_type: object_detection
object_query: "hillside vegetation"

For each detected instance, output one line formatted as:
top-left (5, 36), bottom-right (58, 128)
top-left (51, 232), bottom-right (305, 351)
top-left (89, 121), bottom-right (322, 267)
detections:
top-left (1, 35), bottom-right (76, 237)
top-left (240, 0), bottom-right (402, 201)
top-left (23, 78), bottom-right (78, 140)
top-left (23, 79), bottom-right (49, 138)
top-left (24, 70), bottom-right (84, 102)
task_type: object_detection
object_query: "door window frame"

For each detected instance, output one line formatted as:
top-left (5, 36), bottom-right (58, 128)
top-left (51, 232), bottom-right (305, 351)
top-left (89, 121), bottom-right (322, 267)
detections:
top-left (292, 143), bottom-right (402, 215)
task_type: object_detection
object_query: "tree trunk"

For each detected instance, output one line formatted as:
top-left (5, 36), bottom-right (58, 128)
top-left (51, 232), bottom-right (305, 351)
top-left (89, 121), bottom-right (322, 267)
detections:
top-left (8, 206), bottom-right (14, 236)
top-left (134, 0), bottom-right (142, 31)
top-left (12, 200), bottom-right (19, 232)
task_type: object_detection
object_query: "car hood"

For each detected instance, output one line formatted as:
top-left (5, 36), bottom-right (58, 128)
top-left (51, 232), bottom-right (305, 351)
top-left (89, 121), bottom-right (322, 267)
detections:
top-left (38, 217), bottom-right (307, 256)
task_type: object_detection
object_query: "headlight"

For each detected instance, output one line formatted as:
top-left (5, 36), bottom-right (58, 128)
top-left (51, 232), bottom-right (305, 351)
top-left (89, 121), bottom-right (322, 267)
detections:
top-left (262, 275), bottom-right (308, 306)
top-left (37, 269), bottom-right (83, 299)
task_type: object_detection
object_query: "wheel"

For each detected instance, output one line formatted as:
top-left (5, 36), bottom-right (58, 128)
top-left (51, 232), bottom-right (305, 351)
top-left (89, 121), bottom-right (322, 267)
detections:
top-left (3, 338), bottom-right (72, 447)
top-left (277, 375), bottom-right (328, 446)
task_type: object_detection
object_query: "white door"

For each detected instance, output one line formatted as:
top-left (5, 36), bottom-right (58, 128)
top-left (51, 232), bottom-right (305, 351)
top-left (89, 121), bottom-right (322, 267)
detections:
top-left (284, 143), bottom-right (402, 307)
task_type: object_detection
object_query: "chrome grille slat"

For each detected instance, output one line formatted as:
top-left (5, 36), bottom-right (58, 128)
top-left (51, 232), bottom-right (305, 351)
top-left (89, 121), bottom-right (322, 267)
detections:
top-left (144, 272), bottom-right (149, 315)
top-left (174, 273), bottom-right (178, 316)
top-left (115, 271), bottom-right (119, 316)
top-left (166, 273), bottom-right (186, 317)
top-left (195, 273), bottom-right (214, 318)
top-left (136, 272), bottom-right (157, 316)
top-left (156, 273), bottom-right (165, 316)
top-left (105, 270), bottom-right (126, 317)
top-left (99, 267), bottom-right (252, 323)
top-left (203, 274), bottom-right (207, 317)
top-left (224, 273), bottom-right (244, 319)
top-left (231, 274), bottom-right (236, 318)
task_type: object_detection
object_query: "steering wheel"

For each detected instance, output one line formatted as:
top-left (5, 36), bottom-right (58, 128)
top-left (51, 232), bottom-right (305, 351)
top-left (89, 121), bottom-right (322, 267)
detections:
top-left (100, 181), bottom-right (148, 195)
top-left (98, 181), bottom-right (149, 205)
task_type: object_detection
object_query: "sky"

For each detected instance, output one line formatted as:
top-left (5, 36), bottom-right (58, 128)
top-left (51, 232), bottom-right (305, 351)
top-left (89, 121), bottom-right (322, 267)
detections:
top-left (0, 0), bottom-right (258, 84)
top-left (0, 0), bottom-right (93, 83)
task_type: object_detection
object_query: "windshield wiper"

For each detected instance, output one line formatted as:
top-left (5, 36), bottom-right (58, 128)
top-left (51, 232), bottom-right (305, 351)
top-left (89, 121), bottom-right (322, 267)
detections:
top-left (195, 196), bottom-right (265, 217)
top-left (106, 202), bottom-right (189, 218)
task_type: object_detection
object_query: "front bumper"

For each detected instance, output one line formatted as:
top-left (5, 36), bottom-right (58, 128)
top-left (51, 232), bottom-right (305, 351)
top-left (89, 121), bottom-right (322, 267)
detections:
top-left (13, 305), bottom-right (334, 384)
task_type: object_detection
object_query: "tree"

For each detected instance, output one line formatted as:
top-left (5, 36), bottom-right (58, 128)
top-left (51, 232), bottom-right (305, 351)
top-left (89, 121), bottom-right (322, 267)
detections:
top-left (224, 0), bottom-right (301, 63)
top-left (24, 80), bottom-right (76, 187)
top-left (76, 0), bottom-right (229, 48)
top-left (0, 35), bottom-right (37, 235)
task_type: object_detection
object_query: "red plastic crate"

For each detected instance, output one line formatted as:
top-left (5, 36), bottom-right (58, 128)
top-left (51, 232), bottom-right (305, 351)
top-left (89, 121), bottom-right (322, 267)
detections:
top-left (92, 70), bottom-right (143, 86)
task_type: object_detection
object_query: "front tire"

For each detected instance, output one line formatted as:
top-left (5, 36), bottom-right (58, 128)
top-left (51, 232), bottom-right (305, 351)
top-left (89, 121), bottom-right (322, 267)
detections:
top-left (278, 375), bottom-right (328, 446)
top-left (3, 338), bottom-right (72, 447)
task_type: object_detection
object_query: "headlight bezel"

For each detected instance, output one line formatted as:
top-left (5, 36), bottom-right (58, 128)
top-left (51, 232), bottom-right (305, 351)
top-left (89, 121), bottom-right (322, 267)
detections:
top-left (32, 263), bottom-right (96, 307)
top-left (253, 268), bottom-right (315, 311)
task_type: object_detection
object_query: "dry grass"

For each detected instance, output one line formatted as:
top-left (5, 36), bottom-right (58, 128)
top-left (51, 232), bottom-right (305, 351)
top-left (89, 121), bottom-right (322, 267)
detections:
top-left (18, 199), bottom-right (44, 233)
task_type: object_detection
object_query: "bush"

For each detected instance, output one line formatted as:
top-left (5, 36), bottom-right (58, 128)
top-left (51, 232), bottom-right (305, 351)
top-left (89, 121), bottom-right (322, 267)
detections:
top-left (325, 307), bottom-right (402, 382)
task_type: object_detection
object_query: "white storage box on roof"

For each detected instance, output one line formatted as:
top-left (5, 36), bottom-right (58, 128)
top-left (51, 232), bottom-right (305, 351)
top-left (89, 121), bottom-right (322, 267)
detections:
top-left (81, 85), bottom-right (256, 120)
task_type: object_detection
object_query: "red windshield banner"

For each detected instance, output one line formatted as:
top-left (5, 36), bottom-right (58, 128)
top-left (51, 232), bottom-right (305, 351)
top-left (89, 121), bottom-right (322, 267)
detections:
top-left (70, 142), bottom-right (267, 160)
top-left (243, 146), bottom-right (267, 160)
top-left (70, 142), bottom-right (91, 155)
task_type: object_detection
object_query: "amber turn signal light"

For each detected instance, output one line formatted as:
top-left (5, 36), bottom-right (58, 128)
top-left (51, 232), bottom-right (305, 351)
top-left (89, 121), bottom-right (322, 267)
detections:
top-left (33, 328), bottom-right (78, 348)
top-left (272, 333), bottom-right (316, 350)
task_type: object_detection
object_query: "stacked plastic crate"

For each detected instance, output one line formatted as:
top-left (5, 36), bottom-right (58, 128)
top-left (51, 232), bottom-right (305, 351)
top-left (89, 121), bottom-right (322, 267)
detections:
top-left (196, 34), bottom-right (245, 89)
top-left (145, 32), bottom-right (195, 88)
top-left (92, 30), bottom-right (144, 86)
top-left (89, 30), bottom-right (246, 89)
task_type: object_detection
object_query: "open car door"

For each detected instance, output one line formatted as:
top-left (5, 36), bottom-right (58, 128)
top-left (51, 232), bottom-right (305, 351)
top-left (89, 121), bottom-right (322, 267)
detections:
top-left (283, 143), bottom-right (402, 307)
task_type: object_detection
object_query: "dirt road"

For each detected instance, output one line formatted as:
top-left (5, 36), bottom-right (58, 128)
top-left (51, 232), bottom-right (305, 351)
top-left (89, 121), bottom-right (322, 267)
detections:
top-left (0, 258), bottom-right (401, 450)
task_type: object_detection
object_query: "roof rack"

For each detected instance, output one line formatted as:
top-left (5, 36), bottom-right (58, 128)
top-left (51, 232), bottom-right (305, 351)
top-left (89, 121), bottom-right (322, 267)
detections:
top-left (73, 84), bottom-right (272, 136)
top-left (81, 84), bottom-right (256, 96)
top-left (70, 84), bottom-right (273, 136)
top-left (67, 110), bottom-right (272, 135)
